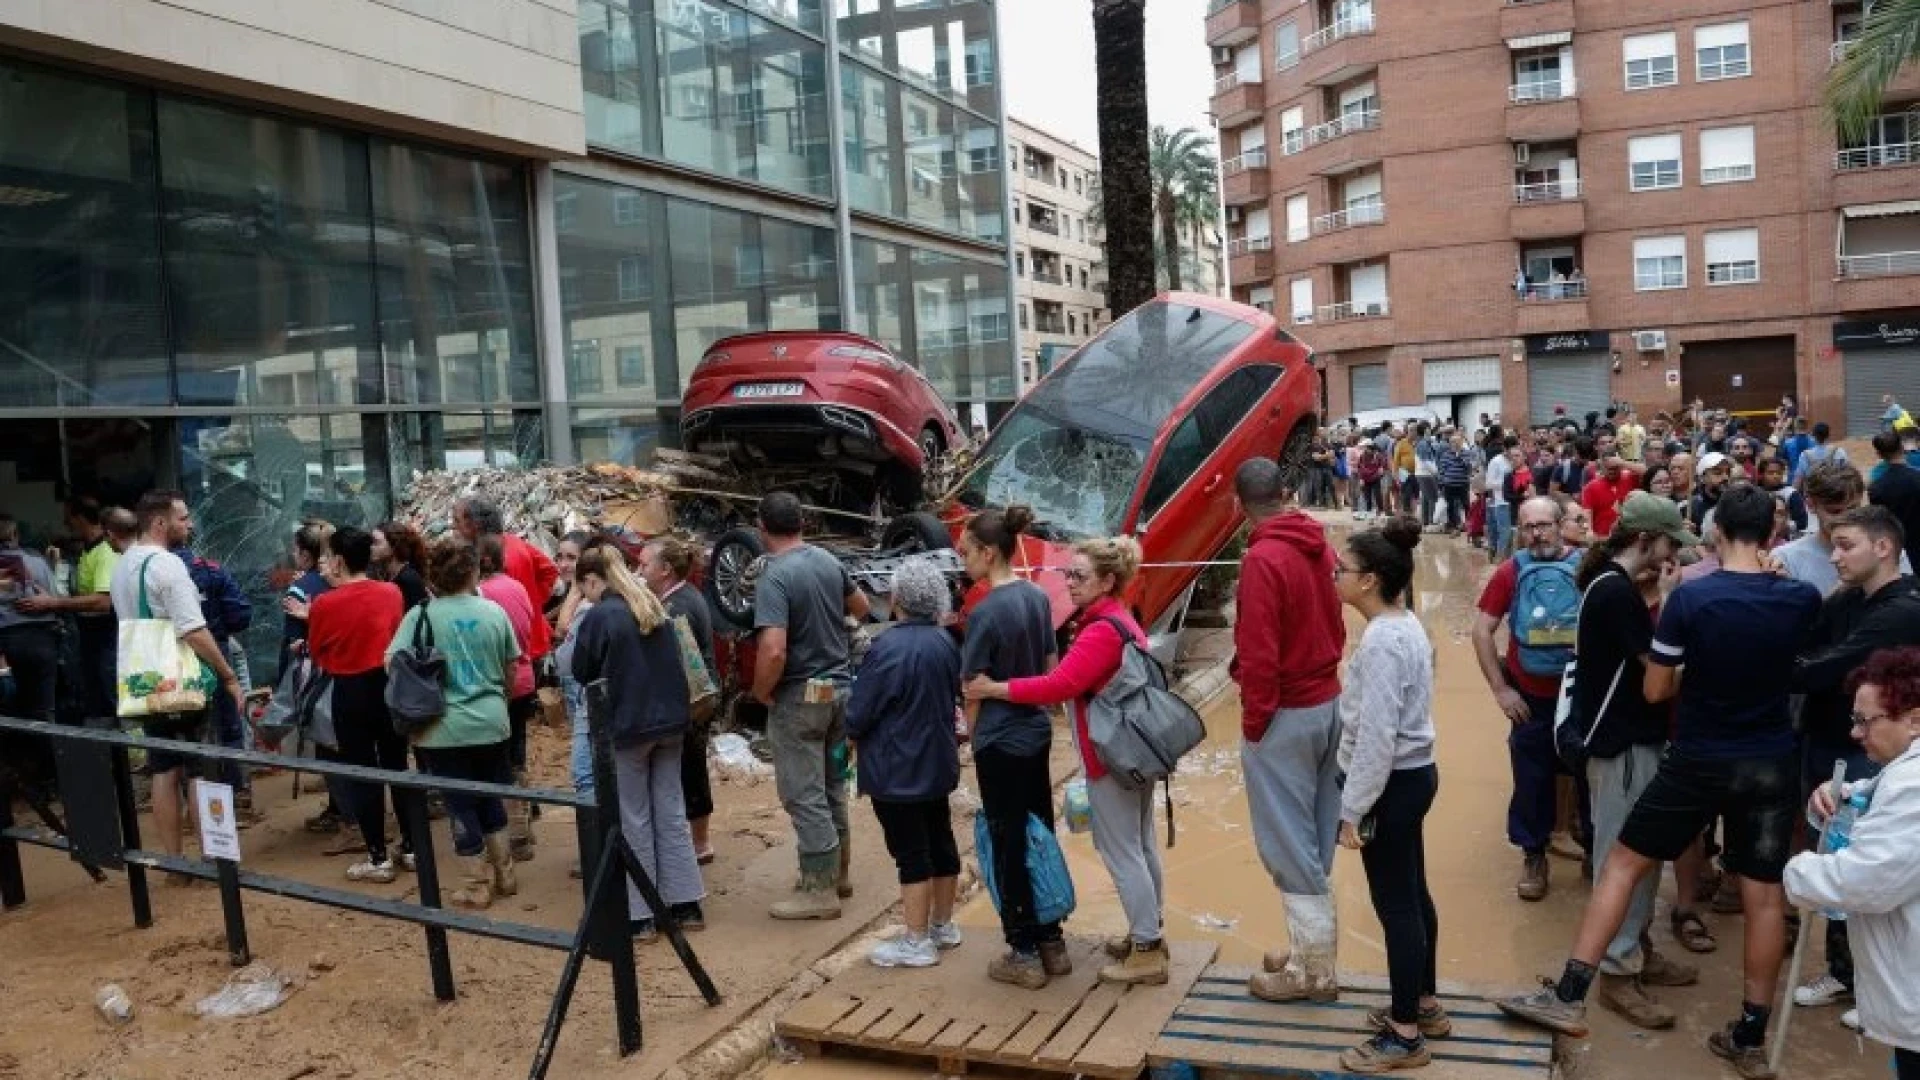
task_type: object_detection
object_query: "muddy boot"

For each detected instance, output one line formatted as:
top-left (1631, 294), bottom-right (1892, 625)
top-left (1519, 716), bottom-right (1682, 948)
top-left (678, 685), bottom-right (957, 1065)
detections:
top-left (988, 949), bottom-right (1048, 990)
top-left (447, 854), bottom-right (495, 909)
top-left (1101, 940), bottom-right (1169, 986)
top-left (508, 792), bottom-right (536, 862)
top-left (1261, 950), bottom-right (1290, 973)
top-left (1105, 936), bottom-right (1135, 961)
top-left (1038, 940), bottom-right (1073, 977)
top-left (1252, 893), bottom-right (1339, 1001)
top-left (484, 832), bottom-right (519, 898)
top-left (771, 854), bottom-right (842, 920)
top-left (835, 829), bottom-right (853, 899)
top-left (1596, 973), bottom-right (1675, 1030)
top-left (1249, 955), bottom-right (1339, 1003)
top-left (1639, 947), bottom-right (1698, 988)
top-left (1516, 854), bottom-right (1549, 902)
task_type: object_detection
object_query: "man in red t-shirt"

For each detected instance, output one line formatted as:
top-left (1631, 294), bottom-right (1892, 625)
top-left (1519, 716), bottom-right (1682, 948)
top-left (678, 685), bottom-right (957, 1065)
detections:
top-left (1472, 495), bottom-right (1587, 903)
top-left (1581, 455), bottom-right (1645, 538)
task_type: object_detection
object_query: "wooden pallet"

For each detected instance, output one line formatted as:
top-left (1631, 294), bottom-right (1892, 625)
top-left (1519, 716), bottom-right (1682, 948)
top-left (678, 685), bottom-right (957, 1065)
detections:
top-left (1149, 967), bottom-right (1556, 1080)
top-left (778, 936), bottom-right (1218, 1078)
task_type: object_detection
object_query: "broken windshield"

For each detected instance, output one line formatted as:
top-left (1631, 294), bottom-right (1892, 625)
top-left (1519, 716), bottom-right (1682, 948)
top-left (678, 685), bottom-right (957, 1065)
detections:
top-left (955, 300), bottom-right (1257, 538)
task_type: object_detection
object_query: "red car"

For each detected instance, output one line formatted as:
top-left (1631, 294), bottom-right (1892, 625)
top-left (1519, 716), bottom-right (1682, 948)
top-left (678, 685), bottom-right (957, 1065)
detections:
top-left (944, 292), bottom-right (1320, 663)
top-left (682, 331), bottom-right (963, 512)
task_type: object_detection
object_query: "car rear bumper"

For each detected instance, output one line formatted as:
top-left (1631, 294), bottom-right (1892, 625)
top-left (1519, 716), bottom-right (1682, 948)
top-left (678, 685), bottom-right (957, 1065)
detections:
top-left (681, 401), bottom-right (924, 470)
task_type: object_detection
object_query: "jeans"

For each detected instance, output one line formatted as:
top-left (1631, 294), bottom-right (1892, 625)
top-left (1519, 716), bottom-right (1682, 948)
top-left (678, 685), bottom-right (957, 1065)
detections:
top-left (1088, 775), bottom-right (1165, 944)
top-left (1896, 1047), bottom-right (1919, 1080)
top-left (767, 682), bottom-right (850, 860)
top-left (1588, 745), bottom-right (1663, 974)
top-left (564, 676), bottom-right (593, 796)
top-left (1417, 475), bottom-right (1439, 527)
top-left (613, 736), bottom-right (705, 920)
top-left (417, 741), bottom-right (510, 857)
top-left (1487, 502), bottom-right (1513, 559)
top-left (0, 624), bottom-right (62, 786)
top-left (974, 743), bottom-right (1062, 951)
top-left (211, 660), bottom-right (250, 792)
top-left (1508, 690), bottom-right (1591, 855)
top-left (1359, 765), bottom-right (1440, 1025)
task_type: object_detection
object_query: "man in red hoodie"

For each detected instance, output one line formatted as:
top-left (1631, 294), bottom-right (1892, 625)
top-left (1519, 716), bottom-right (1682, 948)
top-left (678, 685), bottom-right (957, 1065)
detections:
top-left (1229, 458), bottom-right (1348, 1003)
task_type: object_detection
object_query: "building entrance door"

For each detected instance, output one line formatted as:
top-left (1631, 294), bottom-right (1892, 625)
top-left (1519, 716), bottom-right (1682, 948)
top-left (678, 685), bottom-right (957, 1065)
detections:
top-left (1679, 337), bottom-right (1795, 420)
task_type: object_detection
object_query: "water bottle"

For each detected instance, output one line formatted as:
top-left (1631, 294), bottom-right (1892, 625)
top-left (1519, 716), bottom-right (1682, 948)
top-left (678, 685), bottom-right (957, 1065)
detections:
top-left (1818, 767), bottom-right (1868, 923)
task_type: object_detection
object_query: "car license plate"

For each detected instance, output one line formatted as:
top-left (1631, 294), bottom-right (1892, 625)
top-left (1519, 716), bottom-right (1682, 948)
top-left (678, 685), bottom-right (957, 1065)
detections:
top-left (733, 382), bottom-right (805, 399)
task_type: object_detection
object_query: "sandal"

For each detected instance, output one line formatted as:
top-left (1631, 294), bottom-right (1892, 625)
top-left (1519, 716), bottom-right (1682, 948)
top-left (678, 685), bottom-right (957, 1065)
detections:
top-left (1670, 909), bottom-right (1717, 954)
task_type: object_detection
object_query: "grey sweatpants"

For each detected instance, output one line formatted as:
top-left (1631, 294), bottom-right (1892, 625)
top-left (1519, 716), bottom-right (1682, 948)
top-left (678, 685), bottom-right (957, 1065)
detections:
top-left (768, 683), bottom-right (850, 860)
top-left (614, 736), bottom-right (707, 920)
top-left (1243, 700), bottom-right (1344, 959)
top-left (1088, 776), bottom-right (1165, 944)
top-left (1587, 744), bottom-right (1662, 975)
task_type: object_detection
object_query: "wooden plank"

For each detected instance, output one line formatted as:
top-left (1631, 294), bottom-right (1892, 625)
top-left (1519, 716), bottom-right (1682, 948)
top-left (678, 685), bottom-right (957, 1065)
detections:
top-left (1074, 941), bottom-right (1220, 1076)
top-left (928, 1019), bottom-right (988, 1056)
top-left (829, 1000), bottom-right (895, 1038)
top-left (895, 1013), bottom-right (954, 1047)
top-left (964, 1016), bottom-right (1030, 1055)
top-left (776, 992), bottom-right (863, 1038)
top-left (1161, 1015), bottom-right (1551, 1067)
top-left (1150, 1034), bottom-right (1550, 1080)
top-left (1035, 983), bottom-right (1126, 1066)
top-left (1173, 994), bottom-right (1551, 1050)
top-left (1195, 966), bottom-right (1493, 1005)
top-left (862, 1006), bottom-right (923, 1042)
top-left (994, 1008), bottom-right (1073, 1061)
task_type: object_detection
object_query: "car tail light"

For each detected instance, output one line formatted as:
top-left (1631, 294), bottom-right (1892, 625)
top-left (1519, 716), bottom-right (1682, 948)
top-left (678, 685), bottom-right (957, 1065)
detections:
top-left (828, 344), bottom-right (903, 370)
top-left (692, 350), bottom-right (731, 375)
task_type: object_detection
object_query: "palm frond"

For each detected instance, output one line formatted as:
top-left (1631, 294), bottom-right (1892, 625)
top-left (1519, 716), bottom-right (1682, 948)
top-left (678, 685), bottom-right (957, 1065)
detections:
top-left (1826, 0), bottom-right (1920, 143)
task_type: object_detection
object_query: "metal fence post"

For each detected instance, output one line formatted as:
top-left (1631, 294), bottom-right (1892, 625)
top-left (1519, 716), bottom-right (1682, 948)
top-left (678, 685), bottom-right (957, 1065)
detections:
top-left (215, 857), bottom-right (250, 966)
top-left (110, 744), bottom-right (151, 928)
top-left (586, 679), bottom-right (643, 1057)
top-left (401, 790), bottom-right (456, 1001)
top-left (0, 792), bottom-right (23, 910)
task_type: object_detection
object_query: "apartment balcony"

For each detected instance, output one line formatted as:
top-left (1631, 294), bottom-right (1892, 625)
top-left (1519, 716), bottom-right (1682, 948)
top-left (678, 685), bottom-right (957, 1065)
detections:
top-left (1227, 235), bottom-right (1275, 282)
top-left (1510, 180), bottom-right (1585, 238)
top-left (1506, 80), bottom-right (1580, 141)
top-left (1028, 218), bottom-right (1061, 237)
top-left (1305, 303), bottom-right (1395, 351)
top-left (1835, 250), bottom-right (1920, 311)
top-left (1515, 285), bottom-right (1591, 334)
top-left (1500, 0), bottom-right (1574, 42)
top-left (1221, 149), bottom-right (1271, 206)
top-left (1311, 202), bottom-right (1385, 235)
top-left (1297, 109), bottom-right (1385, 175)
top-left (1839, 250), bottom-right (1920, 279)
top-left (1299, 14), bottom-right (1380, 87)
top-left (1306, 203), bottom-right (1387, 264)
top-left (1030, 270), bottom-right (1064, 286)
top-left (1205, 0), bottom-right (1261, 48)
top-left (1834, 140), bottom-right (1920, 205)
top-left (1211, 71), bottom-right (1264, 127)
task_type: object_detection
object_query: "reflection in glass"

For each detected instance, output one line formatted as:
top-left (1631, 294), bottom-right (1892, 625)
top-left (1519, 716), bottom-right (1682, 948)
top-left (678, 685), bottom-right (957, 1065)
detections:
top-left (556, 177), bottom-right (669, 405)
top-left (848, 237), bottom-right (1011, 403)
top-left (835, 0), bottom-right (999, 114)
top-left (668, 198), bottom-right (839, 384)
top-left (571, 407), bottom-right (672, 465)
top-left (0, 62), bottom-right (170, 407)
top-left (841, 62), bottom-right (1003, 240)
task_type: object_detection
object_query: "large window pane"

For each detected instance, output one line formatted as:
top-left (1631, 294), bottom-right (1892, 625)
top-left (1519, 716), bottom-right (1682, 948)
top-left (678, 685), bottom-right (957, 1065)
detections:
top-left (669, 198), bottom-right (839, 383)
top-left (159, 98), bottom-right (377, 407)
top-left (556, 177), bottom-right (673, 406)
top-left (851, 238), bottom-right (1010, 402)
top-left (0, 62), bottom-right (169, 407)
top-left (842, 64), bottom-right (1003, 241)
top-left (836, 0), bottom-right (998, 114)
top-left (372, 142), bottom-right (538, 406)
top-left (571, 406), bottom-right (673, 464)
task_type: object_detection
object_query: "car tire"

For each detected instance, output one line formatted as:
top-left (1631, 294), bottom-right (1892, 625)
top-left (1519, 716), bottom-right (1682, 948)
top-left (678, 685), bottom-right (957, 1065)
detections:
top-left (917, 425), bottom-right (944, 465)
top-left (882, 511), bottom-right (952, 553)
top-left (1278, 420), bottom-right (1315, 496)
top-left (705, 527), bottom-right (766, 632)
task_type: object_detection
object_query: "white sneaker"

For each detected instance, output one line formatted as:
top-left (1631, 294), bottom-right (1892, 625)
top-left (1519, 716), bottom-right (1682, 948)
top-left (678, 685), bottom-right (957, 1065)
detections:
top-left (870, 933), bottom-right (939, 969)
top-left (399, 852), bottom-right (417, 872)
top-left (347, 858), bottom-right (398, 884)
top-left (1793, 974), bottom-right (1851, 1007)
top-left (929, 921), bottom-right (964, 950)
top-left (1840, 1008), bottom-right (1861, 1033)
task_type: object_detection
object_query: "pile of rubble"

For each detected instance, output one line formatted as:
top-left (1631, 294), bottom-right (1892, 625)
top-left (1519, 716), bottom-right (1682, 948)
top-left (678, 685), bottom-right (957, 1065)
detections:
top-left (399, 460), bottom-right (703, 551)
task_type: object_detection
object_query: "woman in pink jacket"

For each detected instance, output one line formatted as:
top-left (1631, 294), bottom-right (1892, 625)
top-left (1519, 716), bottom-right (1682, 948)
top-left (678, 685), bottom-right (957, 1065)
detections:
top-left (967, 537), bottom-right (1167, 986)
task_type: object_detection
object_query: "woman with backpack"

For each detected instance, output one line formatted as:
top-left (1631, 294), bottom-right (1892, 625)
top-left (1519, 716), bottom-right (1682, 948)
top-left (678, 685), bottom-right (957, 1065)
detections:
top-left (1356, 443), bottom-right (1387, 520)
top-left (967, 537), bottom-right (1168, 987)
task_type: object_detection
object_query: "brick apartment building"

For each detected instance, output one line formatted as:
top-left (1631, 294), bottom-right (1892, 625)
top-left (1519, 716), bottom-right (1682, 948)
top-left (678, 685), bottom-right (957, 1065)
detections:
top-left (1207, 0), bottom-right (1920, 435)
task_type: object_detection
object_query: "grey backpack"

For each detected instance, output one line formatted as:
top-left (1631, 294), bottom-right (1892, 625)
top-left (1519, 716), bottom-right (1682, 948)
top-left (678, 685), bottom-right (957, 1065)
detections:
top-left (1085, 617), bottom-right (1206, 843)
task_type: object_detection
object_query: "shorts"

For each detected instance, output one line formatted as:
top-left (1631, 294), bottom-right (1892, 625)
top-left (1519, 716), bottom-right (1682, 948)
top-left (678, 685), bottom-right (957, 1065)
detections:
top-left (1617, 748), bottom-right (1797, 883)
top-left (142, 710), bottom-right (209, 777)
top-left (870, 796), bottom-right (960, 886)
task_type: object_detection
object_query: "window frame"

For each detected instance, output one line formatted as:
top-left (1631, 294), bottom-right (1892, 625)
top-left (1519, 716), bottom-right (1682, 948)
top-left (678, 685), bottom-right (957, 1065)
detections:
top-left (1628, 134), bottom-right (1684, 192)
top-left (1704, 228), bottom-right (1760, 286)
top-left (1695, 22), bottom-right (1752, 82)
top-left (1632, 236), bottom-right (1687, 291)
top-left (1623, 31), bottom-right (1679, 91)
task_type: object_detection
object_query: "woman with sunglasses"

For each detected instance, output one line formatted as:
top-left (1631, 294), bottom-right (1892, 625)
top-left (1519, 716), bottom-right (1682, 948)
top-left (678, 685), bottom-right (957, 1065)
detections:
top-left (967, 536), bottom-right (1169, 988)
top-left (1786, 646), bottom-right (1920, 1080)
top-left (1331, 515), bottom-right (1445, 1073)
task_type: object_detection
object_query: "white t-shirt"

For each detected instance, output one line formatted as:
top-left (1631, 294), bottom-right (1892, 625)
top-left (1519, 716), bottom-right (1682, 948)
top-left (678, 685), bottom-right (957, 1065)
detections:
top-left (110, 544), bottom-right (207, 638)
top-left (1776, 533), bottom-right (1912, 596)
top-left (1486, 454), bottom-right (1514, 506)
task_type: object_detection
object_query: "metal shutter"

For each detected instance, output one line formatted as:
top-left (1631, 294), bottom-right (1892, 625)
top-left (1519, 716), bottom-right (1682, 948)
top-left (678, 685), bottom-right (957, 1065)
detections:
top-left (1350, 363), bottom-right (1389, 411)
top-left (1422, 357), bottom-right (1500, 395)
top-left (1845, 349), bottom-right (1910, 437)
top-left (1528, 352), bottom-right (1610, 425)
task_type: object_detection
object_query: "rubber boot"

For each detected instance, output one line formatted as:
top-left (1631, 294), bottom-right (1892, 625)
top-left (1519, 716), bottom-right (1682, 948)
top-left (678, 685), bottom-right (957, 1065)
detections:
top-left (509, 772), bottom-right (536, 862)
top-left (1250, 893), bottom-right (1339, 1002)
top-left (484, 832), bottom-right (519, 898)
top-left (835, 828), bottom-right (853, 899)
top-left (448, 854), bottom-right (495, 909)
top-left (772, 853), bottom-right (842, 920)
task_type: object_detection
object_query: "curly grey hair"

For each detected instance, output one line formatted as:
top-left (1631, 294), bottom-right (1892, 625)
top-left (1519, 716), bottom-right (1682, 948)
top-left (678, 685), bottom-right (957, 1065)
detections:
top-left (890, 558), bottom-right (950, 622)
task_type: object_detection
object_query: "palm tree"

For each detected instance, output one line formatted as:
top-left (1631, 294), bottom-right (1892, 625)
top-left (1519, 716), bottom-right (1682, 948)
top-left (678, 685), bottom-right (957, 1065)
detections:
top-left (1827, 0), bottom-right (1920, 142)
top-left (1149, 125), bottom-right (1217, 292)
top-left (1174, 162), bottom-right (1221, 292)
top-left (1092, 0), bottom-right (1154, 317)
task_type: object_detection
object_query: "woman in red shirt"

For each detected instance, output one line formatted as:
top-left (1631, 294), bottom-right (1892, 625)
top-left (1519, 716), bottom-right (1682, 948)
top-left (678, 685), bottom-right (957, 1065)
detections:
top-left (476, 535), bottom-right (540, 861)
top-left (967, 537), bottom-right (1168, 987)
top-left (307, 526), bottom-right (408, 883)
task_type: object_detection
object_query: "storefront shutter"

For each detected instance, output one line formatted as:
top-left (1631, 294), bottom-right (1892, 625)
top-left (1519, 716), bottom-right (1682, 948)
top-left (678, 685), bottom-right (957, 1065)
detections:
top-left (1845, 350), bottom-right (1911, 437)
top-left (1528, 352), bottom-right (1611, 426)
top-left (1350, 363), bottom-right (1389, 412)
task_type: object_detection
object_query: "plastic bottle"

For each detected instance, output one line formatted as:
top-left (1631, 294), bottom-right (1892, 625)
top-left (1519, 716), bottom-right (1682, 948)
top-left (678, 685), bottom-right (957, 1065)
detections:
top-left (1817, 760), bottom-right (1867, 924)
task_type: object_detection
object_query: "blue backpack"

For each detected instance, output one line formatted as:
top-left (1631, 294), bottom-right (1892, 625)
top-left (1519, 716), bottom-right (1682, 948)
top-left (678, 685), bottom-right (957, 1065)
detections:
top-left (974, 811), bottom-right (1076, 926)
top-left (1508, 551), bottom-right (1581, 676)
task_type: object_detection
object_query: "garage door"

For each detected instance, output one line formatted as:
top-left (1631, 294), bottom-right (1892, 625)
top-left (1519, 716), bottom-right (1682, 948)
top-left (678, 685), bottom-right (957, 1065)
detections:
top-left (1528, 352), bottom-right (1611, 426)
top-left (1680, 336), bottom-right (1795, 417)
top-left (1845, 349), bottom-right (1910, 437)
top-left (1350, 364), bottom-right (1389, 412)
top-left (1422, 357), bottom-right (1501, 396)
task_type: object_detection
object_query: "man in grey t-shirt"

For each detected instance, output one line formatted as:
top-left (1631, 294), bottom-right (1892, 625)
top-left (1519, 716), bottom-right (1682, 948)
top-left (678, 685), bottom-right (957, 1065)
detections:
top-left (751, 492), bottom-right (871, 920)
top-left (1780, 460), bottom-right (1911, 595)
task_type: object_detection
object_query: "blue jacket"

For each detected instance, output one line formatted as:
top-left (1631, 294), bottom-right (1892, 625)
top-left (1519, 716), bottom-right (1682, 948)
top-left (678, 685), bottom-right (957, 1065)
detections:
top-left (845, 621), bottom-right (962, 802)
top-left (172, 546), bottom-right (252, 643)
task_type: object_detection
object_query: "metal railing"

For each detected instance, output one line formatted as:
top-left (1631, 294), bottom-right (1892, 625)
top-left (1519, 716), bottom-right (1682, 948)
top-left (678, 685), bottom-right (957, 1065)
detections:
top-left (1281, 129), bottom-right (1308, 156)
top-left (1304, 108), bottom-right (1382, 148)
top-left (1831, 40), bottom-right (1856, 65)
top-left (1518, 280), bottom-right (1589, 300)
top-left (1702, 164), bottom-right (1756, 183)
top-left (1214, 70), bottom-right (1258, 94)
top-left (1513, 178), bottom-right (1583, 202)
top-left (1312, 201), bottom-right (1386, 233)
top-left (1028, 217), bottom-right (1060, 235)
top-left (1222, 148), bottom-right (1270, 174)
top-left (1836, 140), bottom-right (1919, 170)
top-left (1227, 235), bottom-right (1275, 256)
top-left (1317, 298), bottom-right (1391, 321)
top-left (1030, 269), bottom-right (1064, 285)
top-left (1839, 250), bottom-right (1920, 277)
top-left (1509, 79), bottom-right (1575, 104)
top-left (1303, 13), bottom-right (1375, 54)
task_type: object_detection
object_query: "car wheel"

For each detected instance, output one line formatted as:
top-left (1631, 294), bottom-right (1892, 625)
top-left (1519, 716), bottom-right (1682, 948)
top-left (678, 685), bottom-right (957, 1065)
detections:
top-left (881, 511), bottom-right (952, 553)
top-left (705, 527), bottom-right (767, 632)
top-left (1278, 420), bottom-right (1315, 496)
top-left (917, 425), bottom-right (944, 466)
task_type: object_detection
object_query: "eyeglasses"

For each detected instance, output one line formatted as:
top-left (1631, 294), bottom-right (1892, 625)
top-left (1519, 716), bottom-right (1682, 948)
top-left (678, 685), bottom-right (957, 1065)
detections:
top-left (1063, 568), bottom-right (1091, 584)
top-left (1851, 711), bottom-right (1900, 729)
top-left (1333, 563), bottom-right (1363, 577)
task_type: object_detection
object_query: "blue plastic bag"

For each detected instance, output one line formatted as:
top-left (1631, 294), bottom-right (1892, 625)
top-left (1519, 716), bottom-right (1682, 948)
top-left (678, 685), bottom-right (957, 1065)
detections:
top-left (973, 810), bottom-right (1075, 926)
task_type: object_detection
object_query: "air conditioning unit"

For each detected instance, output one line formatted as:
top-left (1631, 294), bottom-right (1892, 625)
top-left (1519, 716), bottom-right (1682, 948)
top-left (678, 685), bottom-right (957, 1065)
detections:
top-left (1513, 143), bottom-right (1531, 166)
top-left (1634, 330), bottom-right (1668, 352)
top-left (1364, 302), bottom-right (1385, 316)
top-left (1226, 206), bottom-right (1244, 224)
top-left (1212, 46), bottom-right (1234, 65)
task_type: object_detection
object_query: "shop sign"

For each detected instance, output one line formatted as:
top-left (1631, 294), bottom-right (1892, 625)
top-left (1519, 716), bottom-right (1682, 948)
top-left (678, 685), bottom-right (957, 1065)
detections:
top-left (1525, 330), bottom-right (1610, 356)
top-left (1833, 319), bottom-right (1920, 351)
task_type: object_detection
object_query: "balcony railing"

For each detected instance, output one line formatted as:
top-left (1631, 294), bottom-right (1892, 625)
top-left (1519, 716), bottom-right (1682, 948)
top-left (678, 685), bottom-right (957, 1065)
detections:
top-left (1831, 40), bottom-right (1857, 65)
top-left (1214, 70), bottom-right (1258, 94)
top-left (1302, 13), bottom-right (1375, 54)
top-left (1222, 148), bottom-right (1270, 174)
top-left (1513, 178), bottom-right (1583, 202)
top-left (1518, 280), bottom-right (1589, 300)
top-left (1836, 140), bottom-right (1919, 170)
top-left (1304, 109), bottom-right (1382, 148)
top-left (1317, 298), bottom-right (1391, 321)
top-left (1839, 250), bottom-right (1920, 277)
top-left (1281, 129), bottom-right (1307, 156)
top-left (1509, 79), bottom-right (1576, 104)
top-left (1311, 202), bottom-right (1386, 234)
top-left (1227, 235), bottom-right (1274, 256)
top-left (1030, 270), bottom-right (1064, 285)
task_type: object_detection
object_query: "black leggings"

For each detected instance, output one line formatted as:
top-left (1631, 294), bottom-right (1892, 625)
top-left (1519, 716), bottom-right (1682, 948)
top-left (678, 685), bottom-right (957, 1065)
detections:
top-left (974, 744), bottom-right (1062, 951)
top-left (871, 796), bottom-right (960, 885)
top-left (1359, 765), bottom-right (1440, 1026)
top-left (682, 719), bottom-right (714, 821)
top-left (1899, 1048), bottom-right (1920, 1080)
top-left (331, 669), bottom-right (415, 863)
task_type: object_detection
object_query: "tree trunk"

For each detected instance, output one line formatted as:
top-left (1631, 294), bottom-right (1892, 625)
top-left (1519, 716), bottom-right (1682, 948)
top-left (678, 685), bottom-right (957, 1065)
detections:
top-left (1092, 0), bottom-right (1154, 319)
top-left (1158, 188), bottom-right (1183, 292)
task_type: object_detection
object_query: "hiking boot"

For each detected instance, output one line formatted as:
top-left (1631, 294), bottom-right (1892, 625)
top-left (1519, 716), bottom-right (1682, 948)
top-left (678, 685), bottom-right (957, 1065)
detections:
top-left (630, 918), bottom-right (658, 944)
top-left (1261, 950), bottom-right (1289, 973)
top-left (1249, 961), bottom-right (1338, 1003)
top-left (1793, 974), bottom-right (1850, 1008)
top-left (1494, 979), bottom-right (1589, 1038)
top-left (988, 950), bottom-right (1048, 990)
top-left (1105, 936), bottom-right (1135, 960)
top-left (1366, 1003), bottom-right (1453, 1040)
top-left (1596, 974), bottom-right (1675, 1030)
top-left (1639, 949), bottom-right (1698, 988)
top-left (447, 854), bottom-right (494, 909)
top-left (346, 857), bottom-right (398, 884)
top-left (870, 933), bottom-right (939, 969)
top-left (1339, 1030), bottom-right (1431, 1074)
top-left (1101, 940), bottom-right (1168, 986)
top-left (669, 902), bottom-right (706, 932)
top-left (1038, 940), bottom-right (1074, 978)
top-left (305, 806), bottom-right (341, 834)
top-left (1516, 854), bottom-right (1549, 902)
top-left (483, 832), bottom-right (518, 898)
top-left (772, 863), bottom-right (842, 921)
top-left (929, 922), bottom-right (964, 950)
top-left (1706, 1025), bottom-right (1777, 1079)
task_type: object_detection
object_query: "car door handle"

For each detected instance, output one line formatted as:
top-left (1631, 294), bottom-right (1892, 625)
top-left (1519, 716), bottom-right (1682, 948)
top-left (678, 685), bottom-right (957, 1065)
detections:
top-left (1203, 473), bottom-right (1222, 494)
